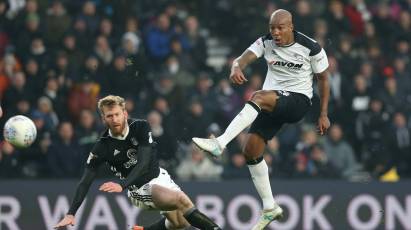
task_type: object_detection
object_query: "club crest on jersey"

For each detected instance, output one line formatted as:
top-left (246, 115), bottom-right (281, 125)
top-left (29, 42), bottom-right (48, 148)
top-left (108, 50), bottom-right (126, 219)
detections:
top-left (131, 137), bottom-right (138, 146)
top-left (270, 60), bottom-right (303, 69)
top-left (124, 148), bottom-right (138, 168)
top-left (293, 53), bottom-right (304, 61)
top-left (278, 90), bottom-right (290, 96)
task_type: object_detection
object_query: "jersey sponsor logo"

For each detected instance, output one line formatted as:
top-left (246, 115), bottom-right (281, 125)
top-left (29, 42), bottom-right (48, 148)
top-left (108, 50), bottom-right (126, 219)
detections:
top-left (114, 149), bottom-right (121, 156)
top-left (86, 152), bottom-right (97, 164)
top-left (270, 60), bottom-right (303, 69)
top-left (131, 137), bottom-right (138, 146)
top-left (124, 148), bottom-right (138, 168)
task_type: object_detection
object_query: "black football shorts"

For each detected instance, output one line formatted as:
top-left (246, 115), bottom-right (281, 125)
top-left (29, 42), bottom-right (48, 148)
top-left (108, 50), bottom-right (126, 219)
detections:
top-left (249, 90), bottom-right (311, 141)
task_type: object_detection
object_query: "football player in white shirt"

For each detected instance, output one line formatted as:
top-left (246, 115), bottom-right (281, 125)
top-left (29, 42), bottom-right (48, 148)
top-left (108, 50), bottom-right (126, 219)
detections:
top-left (193, 9), bottom-right (330, 230)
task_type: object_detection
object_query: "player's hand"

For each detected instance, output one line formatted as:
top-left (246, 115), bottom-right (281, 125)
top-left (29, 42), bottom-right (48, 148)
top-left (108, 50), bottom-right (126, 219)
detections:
top-left (54, 214), bottom-right (75, 229)
top-left (229, 66), bottom-right (248, 85)
top-left (317, 115), bottom-right (330, 136)
top-left (99, 181), bottom-right (123, 193)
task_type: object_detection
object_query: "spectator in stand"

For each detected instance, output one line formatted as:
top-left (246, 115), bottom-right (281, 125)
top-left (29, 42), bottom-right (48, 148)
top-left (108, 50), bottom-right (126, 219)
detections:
top-left (41, 77), bottom-right (67, 120)
top-left (177, 143), bottom-right (223, 181)
top-left (327, 56), bottom-right (344, 124)
top-left (67, 76), bottom-right (99, 122)
top-left (344, 0), bottom-right (371, 37)
top-left (24, 58), bottom-right (43, 97)
top-left (388, 112), bottom-right (411, 177)
top-left (93, 35), bottom-right (113, 68)
top-left (222, 153), bottom-right (249, 179)
top-left (357, 98), bottom-right (390, 176)
top-left (264, 137), bottom-right (283, 177)
top-left (61, 32), bottom-right (85, 73)
top-left (31, 96), bottom-right (59, 133)
top-left (98, 18), bottom-right (117, 48)
top-left (147, 110), bottom-right (178, 173)
top-left (77, 1), bottom-right (99, 35)
top-left (47, 121), bottom-right (83, 177)
top-left (145, 13), bottom-right (175, 64)
top-left (215, 78), bottom-right (242, 128)
top-left (397, 10), bottom-right (411, 42)
top-left (180, 100), bottom-right (211, 144)
top-left (378, 77), bottom-right (404, 116)
top-left (344, 75), bottom-right (370, 140)
top-left (0, 141), bottom-right (21, 178)
top-left (2, 71), bottom-right (34, 114)
top-left (188, 72), bottom-right (217, 116)
top-left (151, 71), bottom-right (185, 112)
top-left (335, 35), bottom-right (359, 78)
top-left (184, 16), bottom-right (208, 70)
top-left (293, 0), bottom-right (315, 36)
top-left (392, 57), bottom-right (411, 98)
top-left (14, 2), bottom-right (42, 59)
top-left (75, 109), bottom-right (101, 154)
top-left (152, 97), bottom-right (178, 133)
top-left (323, 124), bottom-right (363, 180)
top-left (307, 144), bottom-right (340, 179)
top-left (324, 0), bottom-right (351, 42)
top-left (45, 0), bottom-right (71, 48)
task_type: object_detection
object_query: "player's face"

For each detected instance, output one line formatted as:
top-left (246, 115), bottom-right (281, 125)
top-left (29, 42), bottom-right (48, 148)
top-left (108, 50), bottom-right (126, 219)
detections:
top-left (101, 105), bottom-right (128, 136)
top-left (269, 18), bottom-right (293, 46)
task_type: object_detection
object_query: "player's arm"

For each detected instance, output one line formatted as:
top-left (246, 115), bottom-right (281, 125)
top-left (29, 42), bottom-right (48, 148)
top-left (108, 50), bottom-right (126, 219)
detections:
top-left (99, 145), bottom-right (154, 192)
top-left (310, 45), bottom-right (331, 136)
top-left (316, 70), bottom-right (331, 135)
top-left (54, 168), bottom-right (97, 229)
top-left (230, 50), bottom-right (258, 85)
top-left (100, 120), bottom-right (157, 193)
top-left (68, 168), bottom-right (98, 214)
top-left (120, 145), bottom-right (153, 189)
top-left (230, 36), bottom-right (265, 85)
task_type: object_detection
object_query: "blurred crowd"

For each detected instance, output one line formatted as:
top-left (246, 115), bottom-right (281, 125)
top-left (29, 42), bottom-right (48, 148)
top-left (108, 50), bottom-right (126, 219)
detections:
top-left (0, 0), bottom-right (410, 181)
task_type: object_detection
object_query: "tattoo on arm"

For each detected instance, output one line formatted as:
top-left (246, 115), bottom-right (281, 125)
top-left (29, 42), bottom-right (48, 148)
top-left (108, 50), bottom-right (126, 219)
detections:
top-left (233, 50), bottom-right (258, 70)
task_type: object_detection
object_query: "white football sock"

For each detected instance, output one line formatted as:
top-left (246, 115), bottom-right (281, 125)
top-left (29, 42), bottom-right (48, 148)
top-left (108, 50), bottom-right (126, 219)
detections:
top-left (216, 102), bottom-right (260, 148)
top-left (248, 159), bottom-right (276, 210)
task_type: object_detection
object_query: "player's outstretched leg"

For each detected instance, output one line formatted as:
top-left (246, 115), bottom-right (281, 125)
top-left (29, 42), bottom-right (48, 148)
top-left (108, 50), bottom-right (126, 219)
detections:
top-left (132, 218), bottom-right (167, 230)
top-left (244, 134), bottom-right (283, 230)
top-left (192, 135), bottom-right (224, 157)
top-left (151, 184), bottom-right (222, 230)
top-left (192, 101), bottom-right (261, 156)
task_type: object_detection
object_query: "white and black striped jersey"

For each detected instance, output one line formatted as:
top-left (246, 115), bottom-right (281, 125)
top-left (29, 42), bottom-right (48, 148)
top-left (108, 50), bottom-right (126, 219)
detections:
top-left (86, 118), bottom-right (159, 189)
top-left (248, 31), bottom-right (329, 98)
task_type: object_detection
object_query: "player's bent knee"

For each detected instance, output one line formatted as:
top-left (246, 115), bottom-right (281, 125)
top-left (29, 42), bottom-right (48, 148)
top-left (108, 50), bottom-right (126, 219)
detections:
top-left (176, 192), bottom-right (194, 211)
top-left (250, 91), bottom-right (264, 104)
top-left (243, 144), bottom-right (262, 161)
top-left (250, 90), bottom-right (276, 111)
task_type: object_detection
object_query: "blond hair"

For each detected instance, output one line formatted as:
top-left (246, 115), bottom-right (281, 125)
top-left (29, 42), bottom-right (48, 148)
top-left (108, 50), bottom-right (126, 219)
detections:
top-left (97, 95), bottom-right (125, 115)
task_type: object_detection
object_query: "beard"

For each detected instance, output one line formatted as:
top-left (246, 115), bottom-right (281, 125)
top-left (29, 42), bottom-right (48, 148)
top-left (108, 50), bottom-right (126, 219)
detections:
top-left (109, 119), bottom-right (127, 136)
